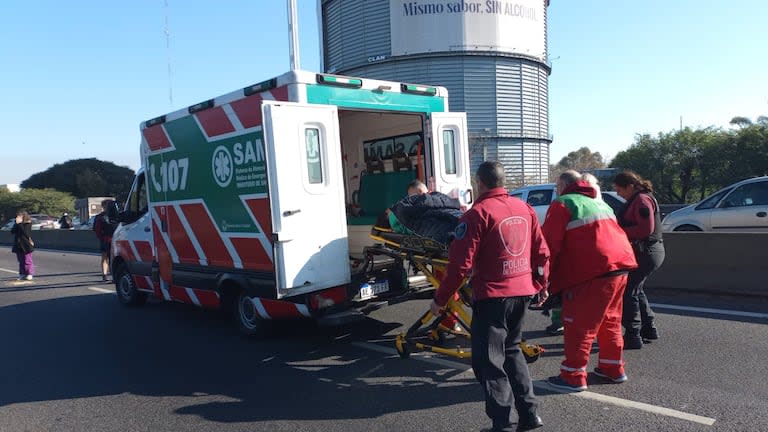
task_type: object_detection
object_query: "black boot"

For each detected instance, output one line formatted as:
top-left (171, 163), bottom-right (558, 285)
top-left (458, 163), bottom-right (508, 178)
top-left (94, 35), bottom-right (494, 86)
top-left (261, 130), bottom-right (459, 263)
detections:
top-left (641, 325), bottom-right (659, 341)
top-left (624, 332), bottom-right (643, 350)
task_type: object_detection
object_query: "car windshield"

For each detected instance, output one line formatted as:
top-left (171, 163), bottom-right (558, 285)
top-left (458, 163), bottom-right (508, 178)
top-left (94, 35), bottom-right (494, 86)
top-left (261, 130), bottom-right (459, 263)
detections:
top-left (696, 188), bottom-right (732, 210)
top-left (526, 189), bottom-right (553, 206)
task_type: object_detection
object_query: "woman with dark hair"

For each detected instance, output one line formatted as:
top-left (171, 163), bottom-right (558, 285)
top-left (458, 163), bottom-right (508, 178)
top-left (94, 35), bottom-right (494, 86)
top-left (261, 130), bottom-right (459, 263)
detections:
top-left (11, 210), bottom-right (35, 281)
top-left (613, 171), bottom-right (665, 349)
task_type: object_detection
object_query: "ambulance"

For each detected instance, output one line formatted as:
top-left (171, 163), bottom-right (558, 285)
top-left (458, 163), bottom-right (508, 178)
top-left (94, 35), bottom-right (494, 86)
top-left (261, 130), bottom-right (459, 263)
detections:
top-left (111, 70), bottom-right (472, 334)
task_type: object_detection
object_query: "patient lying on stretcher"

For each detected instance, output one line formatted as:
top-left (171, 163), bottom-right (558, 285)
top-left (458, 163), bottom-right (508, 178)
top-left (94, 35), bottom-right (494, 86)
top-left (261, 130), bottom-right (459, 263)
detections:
top-left (382, 180), bottom-right (463, 245)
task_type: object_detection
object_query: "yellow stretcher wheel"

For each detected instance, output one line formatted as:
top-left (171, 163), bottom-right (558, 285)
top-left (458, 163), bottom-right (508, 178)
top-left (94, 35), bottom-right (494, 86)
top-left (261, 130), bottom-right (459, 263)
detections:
top-left (395, 334), bottom-right (411, 359)
top-left (521, 340), bottom-right (544, 364)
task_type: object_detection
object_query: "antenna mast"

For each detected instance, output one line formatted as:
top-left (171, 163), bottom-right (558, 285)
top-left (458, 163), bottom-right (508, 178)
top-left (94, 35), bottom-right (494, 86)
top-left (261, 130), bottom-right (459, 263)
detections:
top-left (287, 0), bottom-right (300, 70)
top-left (164, 0), bottom-right (174, 106)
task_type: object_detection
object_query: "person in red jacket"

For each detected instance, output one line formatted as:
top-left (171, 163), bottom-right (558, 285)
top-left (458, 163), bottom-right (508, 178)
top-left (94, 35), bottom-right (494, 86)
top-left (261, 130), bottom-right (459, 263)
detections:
top-left (94, 199), bottom-right (119, 282)
top-left (430, 161), bottom-right (549, 432)
top-left (542, 171), bottom-right (637, 392)
top-left (613, 171), bottom-right (665, 349)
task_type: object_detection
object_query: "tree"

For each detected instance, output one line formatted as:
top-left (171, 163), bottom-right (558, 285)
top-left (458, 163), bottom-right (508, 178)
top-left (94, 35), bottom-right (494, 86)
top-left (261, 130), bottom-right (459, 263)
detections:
top-left (554, 147), bottom-right (606, 173)
top-left (730, 116), bottom-right (752, 128)
top-left (21, 158), bottom-right (135, 201)
top-left (0, 189), bottom-right (75, 222)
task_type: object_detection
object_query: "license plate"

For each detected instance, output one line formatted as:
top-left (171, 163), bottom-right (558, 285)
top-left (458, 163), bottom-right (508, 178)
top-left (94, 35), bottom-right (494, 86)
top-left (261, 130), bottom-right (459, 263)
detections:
top-left (359, 280), bottom-right (390, 300)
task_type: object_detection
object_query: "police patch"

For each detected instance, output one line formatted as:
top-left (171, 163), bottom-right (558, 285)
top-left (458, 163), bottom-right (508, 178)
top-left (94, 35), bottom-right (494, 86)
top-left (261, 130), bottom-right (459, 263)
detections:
top-left (454, 222), bottom-right (468, 240)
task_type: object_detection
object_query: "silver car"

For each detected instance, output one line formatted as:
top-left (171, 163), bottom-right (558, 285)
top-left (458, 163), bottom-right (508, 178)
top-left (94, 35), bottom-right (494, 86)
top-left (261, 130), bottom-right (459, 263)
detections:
top-left (661, 176), bottom-right (768, 232)
top-left (509, 183), bottom-right (625, 224)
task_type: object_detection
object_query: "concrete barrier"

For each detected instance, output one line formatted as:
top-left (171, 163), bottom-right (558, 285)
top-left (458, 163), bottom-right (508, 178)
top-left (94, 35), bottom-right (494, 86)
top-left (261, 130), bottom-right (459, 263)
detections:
top-left (0, 229), bottom-right (100, 253)
top-left (2, 230), bottom-right (766, 297)
top-left (645, 232), bottom-right (768, 297)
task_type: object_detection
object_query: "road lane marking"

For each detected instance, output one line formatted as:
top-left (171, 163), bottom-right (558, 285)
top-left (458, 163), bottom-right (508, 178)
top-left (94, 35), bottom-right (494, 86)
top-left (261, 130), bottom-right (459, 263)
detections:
top-left (353, 342), bottom-right (716, 426)
top-left (651, 303), bottom-right (768, 319)
top-left (0, 267), bottom-right (18, 274)
top-left (88, 287), bottom-right (115, 294)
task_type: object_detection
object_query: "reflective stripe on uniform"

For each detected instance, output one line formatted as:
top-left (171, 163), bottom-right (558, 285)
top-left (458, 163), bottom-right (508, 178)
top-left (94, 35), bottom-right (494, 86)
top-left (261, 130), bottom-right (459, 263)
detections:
top-left (560, 365), bottom-right (587, 372)
top-left (566, 212), bottom-right (616, 231)
top-left (598, 358), bottom-right (623, 365)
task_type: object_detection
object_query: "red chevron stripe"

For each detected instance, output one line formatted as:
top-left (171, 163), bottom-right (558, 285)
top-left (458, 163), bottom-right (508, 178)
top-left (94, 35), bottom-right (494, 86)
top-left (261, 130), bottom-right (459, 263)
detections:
top-left (244, 198), bottom-right (273, 245)
top-left (230, 94), bottom-right (263, 128)
top-left (259, 298), bottom-right (306, 319)
top-left (178, 203), bottom-right (234, 268)
top-left (230, 237), bottom-right (273, 271)
top-left (194, 289), bottom-right (220, 308)
top-left (271, 86), bottom-right (289, 101)
top-left (116, 240), bottom-right (137, 262)
top-left (166, 206), bottom-right (200, 265)
top-left (134, 241), bottom-right (154, 262)
top-left (168, 285), bottom-right (191, 303)
top-left (196, 106), bottom-right (235, 137)
top-left (142, 125), bottom-right (172, 151)
top-left (133, 275), bottom-right (151, 290)
top-left (230, 86), bottom-right (289, 129)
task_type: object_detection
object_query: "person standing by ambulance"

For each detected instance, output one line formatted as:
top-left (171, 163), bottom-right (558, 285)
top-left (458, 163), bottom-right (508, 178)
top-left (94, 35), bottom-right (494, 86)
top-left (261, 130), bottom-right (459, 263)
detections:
top-left (94, 199), bottom-right (119, 282)
top-left (430, 161), bottom-right (549, 432)
top-left (613, 171), bottom-right (665, 349)
top-left (542, 171), bottom-right (637, 392)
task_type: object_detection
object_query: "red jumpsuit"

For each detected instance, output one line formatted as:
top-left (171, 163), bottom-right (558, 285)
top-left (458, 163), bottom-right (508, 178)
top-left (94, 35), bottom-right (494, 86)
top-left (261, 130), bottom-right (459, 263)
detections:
top-left (542, 182), bottom-right (637, 388)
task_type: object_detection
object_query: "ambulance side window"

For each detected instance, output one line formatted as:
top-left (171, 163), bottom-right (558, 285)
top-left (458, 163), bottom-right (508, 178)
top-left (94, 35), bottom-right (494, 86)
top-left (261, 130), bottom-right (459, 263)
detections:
top-left (442, 129), bottom-right (457, 175)
top-left (305, 128), bottom-right (323, 184)
top-left (137, 174), bottom-right (149, 215)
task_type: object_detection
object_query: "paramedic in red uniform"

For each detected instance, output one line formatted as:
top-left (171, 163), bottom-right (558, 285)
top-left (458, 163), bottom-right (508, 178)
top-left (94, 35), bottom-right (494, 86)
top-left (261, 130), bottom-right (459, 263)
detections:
top-left (541, 171), bottom-right (637, 392)
top-left (430, 161), bottom-right (549, 432)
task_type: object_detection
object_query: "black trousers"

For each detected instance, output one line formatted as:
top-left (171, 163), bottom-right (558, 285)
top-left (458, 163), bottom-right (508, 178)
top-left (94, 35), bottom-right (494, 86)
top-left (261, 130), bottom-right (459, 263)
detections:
top-left (623, 247), bottom-right (665, 334)
top-left (472, 296), bottom-right (538, 431)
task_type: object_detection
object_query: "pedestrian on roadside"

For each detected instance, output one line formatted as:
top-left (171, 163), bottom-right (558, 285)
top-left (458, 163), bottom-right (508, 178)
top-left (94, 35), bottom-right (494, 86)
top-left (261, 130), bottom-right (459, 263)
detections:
top-left (430, 161), bottom-right (549, 432)
top-left (11, 210), bottom-right (35, 281)
top-left (613, 170), bottom-right (665, 349)
top-left (541, 170), bottom-right (637, 392)
top-left (94, 200), bottom-right (119, 282)
top-left (58, 212), bottom-right (73, 229)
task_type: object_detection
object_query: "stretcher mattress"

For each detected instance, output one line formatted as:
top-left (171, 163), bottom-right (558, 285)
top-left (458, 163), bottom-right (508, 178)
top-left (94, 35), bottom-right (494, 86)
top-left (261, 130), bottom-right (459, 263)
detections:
top-left (370, 226), bottom-right (449, 259)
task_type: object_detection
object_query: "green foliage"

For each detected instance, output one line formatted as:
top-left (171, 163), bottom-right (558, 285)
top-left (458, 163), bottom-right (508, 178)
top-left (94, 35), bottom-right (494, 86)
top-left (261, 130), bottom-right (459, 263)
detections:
top-left (611, 118), bottom-right (768, 203)
top-left (0, 188), bottom-right (75, 222)
top-left (21, 158), bottom-right (135, 201)
top-left (554, 147), bottom-right (606, 173)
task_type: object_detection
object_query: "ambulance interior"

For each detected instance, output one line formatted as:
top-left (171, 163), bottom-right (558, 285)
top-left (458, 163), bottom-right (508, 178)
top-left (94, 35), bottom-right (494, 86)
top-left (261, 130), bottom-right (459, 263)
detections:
top-left (337, 110), bottom-right (427, 257)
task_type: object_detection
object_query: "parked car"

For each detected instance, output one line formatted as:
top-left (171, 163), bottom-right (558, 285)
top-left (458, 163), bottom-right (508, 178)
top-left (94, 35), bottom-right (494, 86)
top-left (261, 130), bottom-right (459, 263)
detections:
top-left (509, 183), bottom-right (626, 223)
top-left (29, 214), bottom-right (59, 230)
top-left (661, 176), bottom-right (768, 232)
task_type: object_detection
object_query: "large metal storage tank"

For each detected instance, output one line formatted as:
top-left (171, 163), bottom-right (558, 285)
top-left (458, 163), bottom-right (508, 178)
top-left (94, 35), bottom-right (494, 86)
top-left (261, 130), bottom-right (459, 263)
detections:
top-left (320, 0), bottom-right (551, 185)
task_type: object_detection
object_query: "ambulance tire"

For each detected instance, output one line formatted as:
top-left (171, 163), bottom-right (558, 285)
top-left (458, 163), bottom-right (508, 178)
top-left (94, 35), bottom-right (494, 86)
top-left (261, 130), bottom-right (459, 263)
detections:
top-left (115, 265), bottom-right (147, 307)
top-left (235, 291), bottom-right (266, 337)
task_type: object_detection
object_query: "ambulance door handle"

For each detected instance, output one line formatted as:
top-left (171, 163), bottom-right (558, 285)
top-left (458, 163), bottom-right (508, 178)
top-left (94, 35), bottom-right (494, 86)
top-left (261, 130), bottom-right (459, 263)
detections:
top-left (283, 209), bottom-right (301, 217)
top-left (144, 226), bottom-right (151, 232)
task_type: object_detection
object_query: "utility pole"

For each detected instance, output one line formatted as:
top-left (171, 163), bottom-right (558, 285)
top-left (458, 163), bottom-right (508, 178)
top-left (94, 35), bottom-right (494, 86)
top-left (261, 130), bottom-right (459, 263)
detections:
top-left (287, 0), bottom-right (300, 70)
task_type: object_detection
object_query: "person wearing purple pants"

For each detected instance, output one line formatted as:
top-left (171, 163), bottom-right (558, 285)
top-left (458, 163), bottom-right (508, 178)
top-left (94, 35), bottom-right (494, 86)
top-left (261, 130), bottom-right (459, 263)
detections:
top-left (11, 211), bottom-right (35, 281)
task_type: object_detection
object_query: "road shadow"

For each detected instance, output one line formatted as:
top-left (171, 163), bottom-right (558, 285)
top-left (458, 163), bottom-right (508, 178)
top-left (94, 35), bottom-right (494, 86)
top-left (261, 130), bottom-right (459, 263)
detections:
top-left (0, 294), bottom-right (483, 424)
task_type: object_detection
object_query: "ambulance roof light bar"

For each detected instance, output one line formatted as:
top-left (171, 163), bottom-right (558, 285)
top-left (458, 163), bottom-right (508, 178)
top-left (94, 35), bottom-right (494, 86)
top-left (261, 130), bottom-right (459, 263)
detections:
top-left (316, 74), bottom-right (363, 88)
top-left (243, 78), bottom-right (278, 96)
top-left (188, 99), bottom-right (214, 114)
top-left (401, 83), bottom-right (437, 96)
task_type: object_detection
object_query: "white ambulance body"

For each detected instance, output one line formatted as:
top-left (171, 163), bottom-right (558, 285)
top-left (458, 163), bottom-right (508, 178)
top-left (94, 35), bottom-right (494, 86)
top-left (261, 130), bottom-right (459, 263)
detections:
top-left (112, 70), bottom-right (472, 333)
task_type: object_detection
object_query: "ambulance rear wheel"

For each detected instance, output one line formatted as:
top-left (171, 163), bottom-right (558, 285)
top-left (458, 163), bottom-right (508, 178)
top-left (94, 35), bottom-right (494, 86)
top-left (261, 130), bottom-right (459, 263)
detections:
top-left (115, 265), bottom-right (147, 307)
top-left (236, 292), bottom-right (265, 336)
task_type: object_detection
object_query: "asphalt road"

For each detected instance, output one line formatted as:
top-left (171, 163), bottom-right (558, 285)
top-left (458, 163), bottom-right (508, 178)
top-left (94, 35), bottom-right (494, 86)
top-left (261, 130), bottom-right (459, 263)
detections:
top-left (0, 250), bottom-right (766, 432)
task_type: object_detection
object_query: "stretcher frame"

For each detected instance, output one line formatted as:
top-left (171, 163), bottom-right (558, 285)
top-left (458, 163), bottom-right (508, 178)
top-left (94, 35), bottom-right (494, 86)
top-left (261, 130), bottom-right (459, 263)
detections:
top-left (369, 227), bottom-right (543, 363)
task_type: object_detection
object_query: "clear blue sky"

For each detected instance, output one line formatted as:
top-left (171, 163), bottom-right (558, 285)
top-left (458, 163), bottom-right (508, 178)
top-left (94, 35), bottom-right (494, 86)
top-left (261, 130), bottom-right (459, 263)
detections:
top-left (2, 0), bottom-right (766, 184)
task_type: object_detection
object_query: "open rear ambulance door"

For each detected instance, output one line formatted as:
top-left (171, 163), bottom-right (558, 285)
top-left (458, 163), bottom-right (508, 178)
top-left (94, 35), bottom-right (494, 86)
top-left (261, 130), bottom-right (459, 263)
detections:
top-left (262, 101), bottom-right (351, 297)
top-left (428, 112), bottom-right (473, 207)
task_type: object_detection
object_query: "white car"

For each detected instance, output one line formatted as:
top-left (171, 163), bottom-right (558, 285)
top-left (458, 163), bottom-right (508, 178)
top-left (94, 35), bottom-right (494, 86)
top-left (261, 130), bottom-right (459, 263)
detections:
top-left (661, 176), bottom-right (768, 232)
top-left (509, 183), bottom-right (625, 224)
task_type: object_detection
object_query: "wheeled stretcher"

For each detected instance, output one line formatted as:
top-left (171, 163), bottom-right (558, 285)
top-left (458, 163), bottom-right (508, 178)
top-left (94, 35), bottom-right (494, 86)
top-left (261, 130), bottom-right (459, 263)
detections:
top-left (368, 226), bottom-right (544, 363)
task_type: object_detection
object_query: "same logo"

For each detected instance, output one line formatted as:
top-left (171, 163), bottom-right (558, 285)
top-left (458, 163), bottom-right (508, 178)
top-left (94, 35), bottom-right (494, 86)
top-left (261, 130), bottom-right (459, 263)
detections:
top-left (212, 146), bottom-right (233, 187)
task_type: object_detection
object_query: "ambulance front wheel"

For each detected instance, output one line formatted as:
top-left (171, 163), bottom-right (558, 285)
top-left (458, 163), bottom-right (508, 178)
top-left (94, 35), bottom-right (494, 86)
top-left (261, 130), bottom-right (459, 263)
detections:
top-left (236, 292), bottom-right (265, 336)
top-left (114, 264), bottom-right (147, 307)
